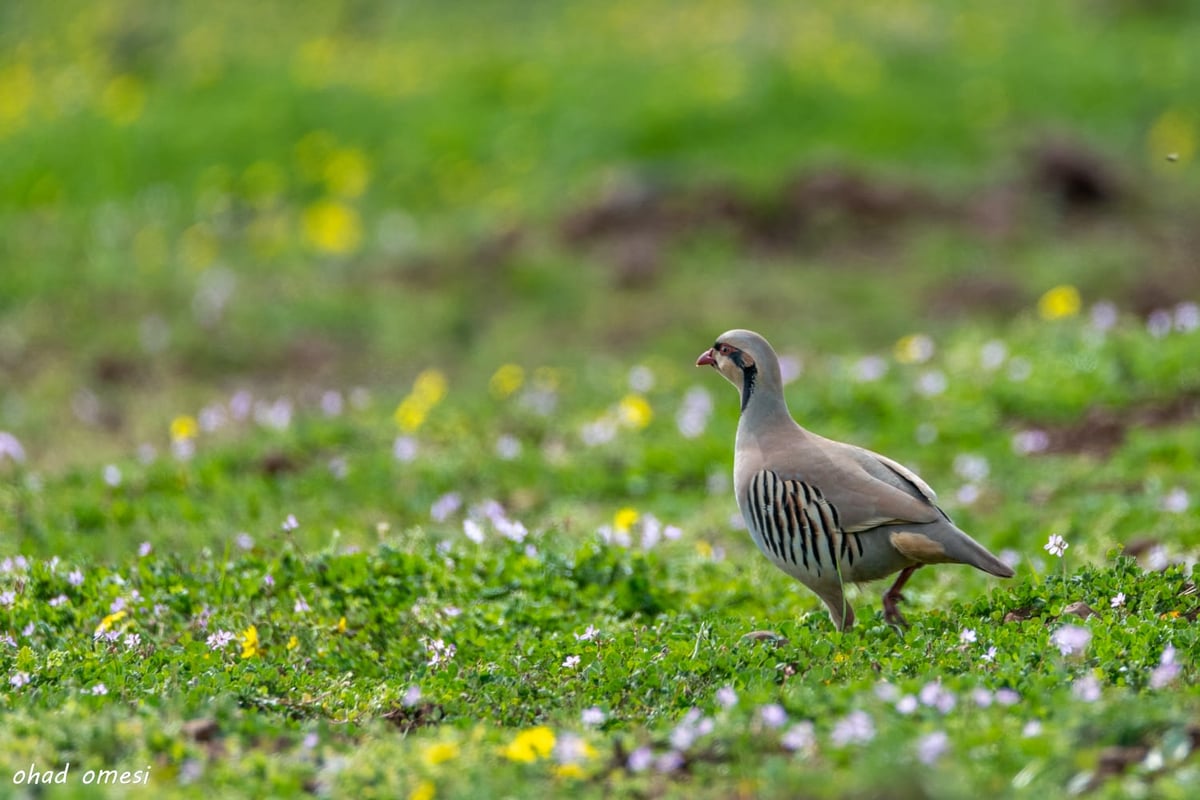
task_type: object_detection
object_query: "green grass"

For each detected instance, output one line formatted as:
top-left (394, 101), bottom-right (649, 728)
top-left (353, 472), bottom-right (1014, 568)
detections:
top-left (2, 0), bottom-right (1200, 796)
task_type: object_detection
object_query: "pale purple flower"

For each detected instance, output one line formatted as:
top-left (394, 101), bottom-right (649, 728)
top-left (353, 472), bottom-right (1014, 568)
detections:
top-left (0, 432), bottom-right (26, 462)
top-left (302, 732), bottom-right (320, 750)
top-left (263, 573), bottom-right (274, 588)
top-left (781, 721), bottom-right (815, 752)
top-left (916, 369), bottom-right (947, 397)
top-left (393, 435), bottom-right (418, 462)
top-left (430, 492), bottom-right (462, 522)
top-left (1072, 674), bottom-right (1102, 702)
top-left (960, 628), bottom-right (978, 644)
top-left (999, 549), bottom-right (1021, 569)
top-left (103, 464), bottom-right (122, 487)
top-left (91, 683), bottom-right (108, 696)
top-left (254, 398), bottom-right (293, 430)
top-left (995, 688), bottom-right (1020, 706)
top-left (1012, 429), bottom-right (1049, 455)
top-left (424, 638), bottom-right (455, 668)
top-left (282, 514), bottom-right (299, 532)
top-left (1110, 592), bottom-right (1126, 609)
top-left (956, 484), bottom-right (980, 505)
top-left (124, 633), bottom-right (141, 649)
top-left (669, 709), bottom-right (712, 751)
top-left (953, 454), bottom-right (989, 483)
top-left (758, 703), bottom-right (788, 729)
top-left (640, 513), bottom-right (662, 550)
top-left (554, 733), bottom-right (593, 765)
top-left (138, 541), bottom-right (152, 557)
top-left (1175, 302), bottom-right (1200, 332)
top-left (294, 596), bottom-right (311, 614)
top-left (854, 355), bottom-right (887, 382)
top-left (562, 655), bottom-right (581, 669)
top-left (581, 706), bottom-right (606, 726)
top-left (663, 524), bottom-right (683, 540)
top-left (972, 688), bottom-right (994, 708)
top-left (109, 596), bottom-right (126, 614)
top-left (980, 340), bottom-right (1008, 371)
top-left (627, 746), bottom-right (654, 772)
top-left (0, 590), bottom-right (15, 607)
top-left (495, 434), bottom-right (522, 461)
top-left (1051, 624), bottom-right (1092, 656)
top-left (1090, 301), bottom-right (1118, 332)
top-left (919, 681), bottom-right (956, 714)
top-left (22, 622), bottom-right (34, 637)
top-left (574, 625), bottom-right (599, 642)
top-left (981, 646), bottom-right (998, 663)
top-left (715, 685), bottom-right (738, 709)
top-left (1161, 488), bottom-right (1190, 514)
top-left (655, 751), bottom-right (684, 773)
top-left (1147, 309), bottom-right (1173, 338)
top-left (830, 710), bottom-right (875, 746)
top-left (1044, 533), bottom-right (1069, 558)
top-left (1022, 720), bottom-right (1043, 737)
top-left (628, 365), bottom-right (655, 393)
top-left (895, 695), bottom-right (918, 714)
top-left (874, 681), bottom-right (899, 702)
top-left (580, 417), bottom-right (617, 447)
top-left (10, 671), bottom-right (30, 688)
top-left (779, 354), bottom-right (803, 384)
top-left (320, 390), bottom-right (343, 417)
top-left (402, 685), bottom-right (422, 707)
top-left (1149, 645), bottom-right (1181, 689)
top-left (48, 595), bottom-right (68, 607)
top-left (676, 387), bottom-right (714, 439)
top-left (1007, 357), bottom-right (1032, 381)
top-left (0, 634), bottom-right (15, 648)
top-left (1146, 545), bottom-right (1170, 571)
top-left (494, 517), bottom-right (527, 543)
top-left (68, 569), bottom-right (84, 587)
top-left (206, 630), bottom-right (235, 649)
top-left (235, 532), bottom-right (254, 550)
top-left (916, 730), bottom-right (949, 765)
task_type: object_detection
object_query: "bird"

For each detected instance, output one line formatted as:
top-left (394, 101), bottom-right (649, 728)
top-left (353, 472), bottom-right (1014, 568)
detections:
top-left (696, 329), bottom-right (1014, 631)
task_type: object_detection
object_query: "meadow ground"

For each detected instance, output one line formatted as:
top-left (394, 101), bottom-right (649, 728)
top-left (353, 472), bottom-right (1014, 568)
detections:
top-left (1, 1), bottom-right (1199, 797)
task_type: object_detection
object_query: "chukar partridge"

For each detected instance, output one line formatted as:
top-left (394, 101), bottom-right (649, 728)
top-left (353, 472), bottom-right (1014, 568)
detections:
top-left (697, 329), bottom-right (1014, 630)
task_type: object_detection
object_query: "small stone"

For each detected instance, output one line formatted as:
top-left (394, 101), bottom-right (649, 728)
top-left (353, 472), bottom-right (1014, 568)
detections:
top-left (1063, 601), bottom-right (1098, 620)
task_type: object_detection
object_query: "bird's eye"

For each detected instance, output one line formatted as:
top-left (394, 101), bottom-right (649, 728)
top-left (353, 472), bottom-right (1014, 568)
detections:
top-left (716, 343), bottom-right (733, 356)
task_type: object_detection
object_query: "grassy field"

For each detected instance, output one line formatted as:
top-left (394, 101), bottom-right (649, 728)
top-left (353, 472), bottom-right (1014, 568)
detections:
top-left (2, 0), bottom-right (1199, 797)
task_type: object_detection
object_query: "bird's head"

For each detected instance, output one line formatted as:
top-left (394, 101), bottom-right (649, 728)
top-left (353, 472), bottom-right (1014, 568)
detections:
top-left (696, 329), bottom-right (780, 413)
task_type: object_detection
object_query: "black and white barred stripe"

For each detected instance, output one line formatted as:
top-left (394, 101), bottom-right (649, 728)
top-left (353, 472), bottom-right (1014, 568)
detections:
top-left (745, 470), bottom-right (864, 576)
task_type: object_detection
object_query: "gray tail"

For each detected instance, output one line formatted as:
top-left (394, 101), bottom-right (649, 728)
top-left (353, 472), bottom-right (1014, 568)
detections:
top-left (938, 521), bottom-right (1014, 578)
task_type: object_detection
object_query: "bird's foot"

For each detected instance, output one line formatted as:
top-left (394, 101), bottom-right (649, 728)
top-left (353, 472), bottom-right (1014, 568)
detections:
top-left (881, 591), bottom-right (910, 628)
top-left (741, 630), bottom-right (790, 646)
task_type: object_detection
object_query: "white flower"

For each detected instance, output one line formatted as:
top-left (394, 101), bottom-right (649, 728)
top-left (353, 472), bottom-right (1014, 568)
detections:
top-left (294, 596), bottom-right (311, 614)
top-left (1012, 429), bottom-right (1049, 455)
top-left (562, 655), bottom-right (581, 669)
top-left (68, 569), bottom-right (84, 587)
top-left (91, 683), bottom-right (108, 696)
top-left (9, 671), bottom-right (30, 688)
top-left (1022, 720), bottom-right (1043, 737)
top-left (854, 355), bottom-right (887, 382)
top-left (424, 638), bottom-right (456, 668)
top-left (980, 340), bottom-right (1008, 371)
top-left (574, 625), bottom-right (599, 642)
top-left (1044, 533), bottom-right (1069, 558)
top-left (1161, 488), bottom-right (1190, 514)
top-left (206, 630), bottom-right (235, 649)
top-left (103, 464), bottom-right (122, 487)
top-left (915, 730), bottom-right (949, 765)
top-left (581, 707), bottom-right (606, 726)
top-left (981, 646), bottom-right (998, 663)
top-left (495, 434), bottom-right (522, 460)
top-left (953, 454), bottom-right (990, 483)
top-left (1051, 624), bottom-right (1092, 656)
top-left (393, 435), bottom-right (418, 462)
top-left (235, 532), bottom-right (255, 550)
top-left (971, 688), bottom-right (994, 708)
top-left (123, 633), bottom-right (141, 649)
top-left (918, 682), bottom-right (956, 714)
top-left (1110, 592), bottom-right (1126, 609)
top-left (281, 514), bottom-right (299, 532)
top-left (960, 628), bottom-right (978, 644)
top-left (0, 590), bottom-right (14, 607)
top-left (463, 519), bottom-right (485, 544)
top-left (873, 681), bottom-right (898, 702)
top-left (995, 688), bottom-right (1020, 706)
top-left (402, 685), bottom-right (422, 707)
top-left (627, 746), bottom-right (654, 772)
top-left (915, 369), bottom-right (947, 397)
top-left (0, 432), bottom-right (26, 463)
top-left (430, 492), bottom-right (462, 522)
top-left (628, 365), bottom-right (655, 393)
top-left (320, 390), bottom-right (343, 416)
top-left (895, 695), bottom-right (918, 714)
top-left (138, 541), bottom-right (152, 557)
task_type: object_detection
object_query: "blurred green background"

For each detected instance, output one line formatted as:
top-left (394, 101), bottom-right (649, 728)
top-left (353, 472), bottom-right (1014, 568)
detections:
top-left (1, 0), bottom-right (1198, 468)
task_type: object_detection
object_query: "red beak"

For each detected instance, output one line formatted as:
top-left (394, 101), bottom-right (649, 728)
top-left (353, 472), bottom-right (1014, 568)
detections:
top-left (696, 348), bottom-right (716, 367)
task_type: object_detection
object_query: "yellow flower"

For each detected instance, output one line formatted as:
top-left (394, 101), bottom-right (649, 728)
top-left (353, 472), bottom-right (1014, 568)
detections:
top-left (336, 616), bottom-right (347, 634)
top-left (240, 625), bottom-right (260, 659)
top-left (422, 741), bottom-right (460, 766)
top-left (501, 726), bottom-right (556, 763)
top-left (1038, 285), bottom-right (1081, 320)
top-left (170, 415), bottom-right (199, 442)
top-left (0, 62), bottom-right (35, 133)
top-left (613, 507), bottom-right (639, 533)
top-left (893, 333), bottom-right (934, 365)
top-left (408, 779), bottom-right (435, 800)
top-left (618, 394), bottom-right (652, 429)
top-left (287, 635), bottom-right (299, 651)
top-left (394, 369), bottom-right (449, 432)
top-left (489, 363), bottom-right (525, 399)
top-left (303, 200), bottom-right (362, 255)
top-left (554, 764), bottom-right (585, 779)
top-left (94, 610), bottom-right (128, 636)
top-left (696, 540), bottom-right (714, 559)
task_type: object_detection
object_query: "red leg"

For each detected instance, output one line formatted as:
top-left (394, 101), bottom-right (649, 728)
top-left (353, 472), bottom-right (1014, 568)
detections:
top-left (882, 566), bottom-right (920, 628)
